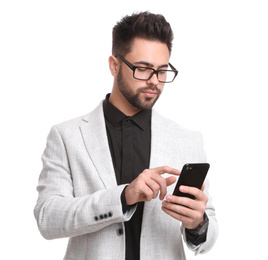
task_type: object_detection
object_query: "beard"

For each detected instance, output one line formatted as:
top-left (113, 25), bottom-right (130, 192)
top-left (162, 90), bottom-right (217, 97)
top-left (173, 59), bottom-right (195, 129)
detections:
top-left (117, 68), bottom-right (162, 110)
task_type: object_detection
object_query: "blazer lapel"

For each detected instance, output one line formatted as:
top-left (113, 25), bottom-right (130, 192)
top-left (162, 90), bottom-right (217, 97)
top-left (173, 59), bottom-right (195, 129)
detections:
top-left (80, 105), bottom-right (171, 206)
top-left (80, 102), bottom-right (117, 189)
top-left (149, 110), bottom-right (170, 169)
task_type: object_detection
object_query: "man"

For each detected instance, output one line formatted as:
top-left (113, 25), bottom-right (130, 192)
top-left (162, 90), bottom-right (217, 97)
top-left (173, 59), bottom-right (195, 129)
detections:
top-left (34, 12), bottom-right (218, 260)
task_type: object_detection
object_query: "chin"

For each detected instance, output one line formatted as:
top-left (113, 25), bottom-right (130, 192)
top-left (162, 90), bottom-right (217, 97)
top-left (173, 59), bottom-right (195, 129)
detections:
top-left (138, 97), bottom-right (159, 110)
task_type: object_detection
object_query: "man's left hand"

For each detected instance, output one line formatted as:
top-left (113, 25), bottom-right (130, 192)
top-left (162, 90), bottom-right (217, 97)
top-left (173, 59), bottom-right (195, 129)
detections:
top-left (161, 184), bottom-right (208, 230)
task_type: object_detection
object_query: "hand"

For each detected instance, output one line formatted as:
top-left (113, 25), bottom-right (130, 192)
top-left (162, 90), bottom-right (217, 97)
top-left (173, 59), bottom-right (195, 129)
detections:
top-left (161, 184), bottom-right (208, 229)
top-left (125, 166), bottom-right (180, 205)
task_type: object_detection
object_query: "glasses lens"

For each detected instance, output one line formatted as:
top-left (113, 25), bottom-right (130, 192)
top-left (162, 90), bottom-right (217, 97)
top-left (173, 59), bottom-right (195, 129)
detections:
top-left (134, 68), bottom-right (176, 83)
top-left (158, 70), bottom-right (176, 83)
top-left (134, 68), bottom-right (154, 80)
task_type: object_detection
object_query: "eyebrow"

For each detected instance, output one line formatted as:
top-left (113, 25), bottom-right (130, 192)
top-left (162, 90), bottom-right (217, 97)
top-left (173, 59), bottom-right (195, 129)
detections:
top-left (134, 61), bottom-right (169, 69)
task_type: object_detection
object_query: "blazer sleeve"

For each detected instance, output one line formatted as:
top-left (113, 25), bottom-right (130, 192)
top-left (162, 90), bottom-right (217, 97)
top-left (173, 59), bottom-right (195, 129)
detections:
top-left (181, 178), bottom-right (219, 255)
top-left (34, 126), bottom-right (136, 240)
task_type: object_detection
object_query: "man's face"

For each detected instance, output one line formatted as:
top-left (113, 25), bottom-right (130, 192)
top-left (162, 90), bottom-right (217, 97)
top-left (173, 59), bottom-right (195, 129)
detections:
top-left (116, 38), bottom-right (170, 110)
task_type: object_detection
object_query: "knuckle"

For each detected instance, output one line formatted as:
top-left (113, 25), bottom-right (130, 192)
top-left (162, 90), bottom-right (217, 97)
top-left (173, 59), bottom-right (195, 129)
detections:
top-left (152, 183), bottom-right (160, 193)
top-left (142, 169), bottom-right (150, 176)
top-left (153, 193), bottom-right (158, 199)
top-left (187, 199), bottom-right (194, 208)
top-left (136, 178), bottom-right (143, 186)
top-left (158, 177), bottom-right (166, 187)
top-left (146, 190), bottom-right (154, 201)
top-left (156, 183), bottom-right (161, 190)
top-left (139, 172), bottom-right (147, 179)
top-left (200, 204), bottom-right (206, 213)
top-left (163, 165), bottom-right (171, 172)
top-left (194, 188), bottom-right (201, 197)
top-left (189, 219), bottom-right (195, 226)
top-left (196, 211), bottom-right (203, 220)
top-left (179, 206), bottom-right (187, 216)
top-left (185, 218), bottom-right (194, 228)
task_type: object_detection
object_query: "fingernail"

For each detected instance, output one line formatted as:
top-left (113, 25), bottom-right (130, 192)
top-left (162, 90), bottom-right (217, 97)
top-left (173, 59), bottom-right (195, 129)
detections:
top-left (166, 195), bottom-right (172, 202)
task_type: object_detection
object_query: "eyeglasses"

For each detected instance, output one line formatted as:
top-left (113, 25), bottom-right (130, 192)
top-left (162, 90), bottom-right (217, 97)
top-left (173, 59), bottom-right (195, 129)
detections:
top-left (115, 54), bottom-right (178, 83)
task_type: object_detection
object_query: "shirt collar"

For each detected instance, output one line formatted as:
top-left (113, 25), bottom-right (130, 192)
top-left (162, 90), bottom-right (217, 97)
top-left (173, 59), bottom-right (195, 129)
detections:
top-left (103, 93), bottom-right (151, 130)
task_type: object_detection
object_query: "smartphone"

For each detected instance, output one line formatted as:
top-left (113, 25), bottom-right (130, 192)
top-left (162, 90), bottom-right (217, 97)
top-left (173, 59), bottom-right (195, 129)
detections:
top-left (172, 163), bottom-right (210, 199)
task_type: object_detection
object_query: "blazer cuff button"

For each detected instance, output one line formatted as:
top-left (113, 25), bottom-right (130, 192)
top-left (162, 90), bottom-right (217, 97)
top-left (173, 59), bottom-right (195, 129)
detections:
top-left (117, 228), bottom-right (123, 236)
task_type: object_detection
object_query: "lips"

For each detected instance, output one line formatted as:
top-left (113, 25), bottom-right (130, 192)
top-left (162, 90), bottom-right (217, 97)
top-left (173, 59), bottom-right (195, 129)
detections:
top-left (139, 86), bottom-right (160, 99)
top-left (143, 91), bottom-right (157, 98)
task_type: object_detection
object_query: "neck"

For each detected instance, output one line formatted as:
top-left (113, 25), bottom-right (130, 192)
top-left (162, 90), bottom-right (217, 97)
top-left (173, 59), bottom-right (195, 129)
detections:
top-left (109, 82), bottom-right (141, 116)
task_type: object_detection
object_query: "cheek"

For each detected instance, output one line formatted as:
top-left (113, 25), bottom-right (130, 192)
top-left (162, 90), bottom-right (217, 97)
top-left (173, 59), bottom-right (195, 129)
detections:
top-left (121, 66), bottom-right (134, 80)
top-left (122, 69), bottom-right (145, 89)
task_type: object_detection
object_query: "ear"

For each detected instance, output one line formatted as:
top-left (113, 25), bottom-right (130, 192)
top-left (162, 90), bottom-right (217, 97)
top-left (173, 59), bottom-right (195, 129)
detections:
top-left (109, 55), bottom-right (120, 77)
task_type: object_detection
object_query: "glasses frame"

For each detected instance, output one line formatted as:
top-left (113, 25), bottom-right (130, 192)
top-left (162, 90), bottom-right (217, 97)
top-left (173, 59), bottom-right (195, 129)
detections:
top-left (115, 54), bottom-right (178, 83)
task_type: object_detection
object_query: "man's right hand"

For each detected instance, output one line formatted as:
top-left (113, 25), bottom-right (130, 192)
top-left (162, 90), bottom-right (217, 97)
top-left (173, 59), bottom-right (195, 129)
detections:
top-left (125, 166), bottom-right (180, 205)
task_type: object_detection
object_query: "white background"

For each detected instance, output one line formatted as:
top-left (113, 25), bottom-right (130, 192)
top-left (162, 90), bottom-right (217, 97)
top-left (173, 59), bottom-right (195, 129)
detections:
top-left (1, 0), bottom-right (267, 259)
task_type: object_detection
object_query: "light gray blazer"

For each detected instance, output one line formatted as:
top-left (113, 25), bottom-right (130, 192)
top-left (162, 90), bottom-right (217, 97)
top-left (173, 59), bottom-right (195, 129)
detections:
top-left (34, 101), bottom-right (218, 260)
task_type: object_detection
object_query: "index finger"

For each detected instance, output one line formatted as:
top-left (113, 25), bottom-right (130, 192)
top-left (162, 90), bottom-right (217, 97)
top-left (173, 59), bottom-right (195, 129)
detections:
top-left (152, 166), bottom-right (180, 176)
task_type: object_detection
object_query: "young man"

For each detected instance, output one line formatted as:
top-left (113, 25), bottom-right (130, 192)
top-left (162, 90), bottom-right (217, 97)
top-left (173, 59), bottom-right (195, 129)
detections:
top-left (34, 12), bottom-right (218, 260)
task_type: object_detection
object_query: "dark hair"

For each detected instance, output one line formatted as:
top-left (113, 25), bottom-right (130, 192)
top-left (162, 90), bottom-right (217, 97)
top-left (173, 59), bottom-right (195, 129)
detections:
top-left (112, 11), bottom-right (174, 57)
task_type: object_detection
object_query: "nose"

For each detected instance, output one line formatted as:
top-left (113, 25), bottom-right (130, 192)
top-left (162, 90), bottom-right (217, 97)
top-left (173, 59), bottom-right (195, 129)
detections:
top-left (146, 72), bottom-right (159, 85)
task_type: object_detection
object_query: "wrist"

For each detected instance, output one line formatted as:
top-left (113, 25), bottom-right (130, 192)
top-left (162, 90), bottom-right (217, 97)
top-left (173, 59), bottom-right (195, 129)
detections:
top-left (187, 212), bottom-right (209, 236)
top-left (124, 185), bottom-right (137, 207)
top-left (125, 185), bottom-right (136, 206)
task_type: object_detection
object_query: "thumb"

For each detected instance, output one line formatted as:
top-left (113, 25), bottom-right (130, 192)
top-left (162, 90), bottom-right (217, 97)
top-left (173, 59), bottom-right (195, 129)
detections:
top-left (166, 176), bottom-right (177, 186)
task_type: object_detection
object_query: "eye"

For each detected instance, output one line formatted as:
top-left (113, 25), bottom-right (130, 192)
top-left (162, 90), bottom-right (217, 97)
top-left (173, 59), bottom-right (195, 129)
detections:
top-left (136, 67), bottom-right (148, 72)
top-left (158, 70), bottom-right (167, 75)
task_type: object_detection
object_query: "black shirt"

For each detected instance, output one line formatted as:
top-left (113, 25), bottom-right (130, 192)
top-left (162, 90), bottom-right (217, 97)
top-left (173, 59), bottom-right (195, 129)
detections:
top-left (103, 94), bottom-right (207, 259)
top-left (103, 94), bottom-right (151, 260)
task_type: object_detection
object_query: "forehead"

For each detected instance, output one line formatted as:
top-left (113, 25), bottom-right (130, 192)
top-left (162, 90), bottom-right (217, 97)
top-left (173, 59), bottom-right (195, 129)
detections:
top-left (125, 38), bottom-right (170, 66)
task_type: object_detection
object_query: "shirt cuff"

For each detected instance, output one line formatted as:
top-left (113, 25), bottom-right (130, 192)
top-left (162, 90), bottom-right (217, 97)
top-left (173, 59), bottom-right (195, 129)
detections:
top-left (185, 227), bottom-right (207, 246)
top-left (120, 185), bottom-right (137, 214)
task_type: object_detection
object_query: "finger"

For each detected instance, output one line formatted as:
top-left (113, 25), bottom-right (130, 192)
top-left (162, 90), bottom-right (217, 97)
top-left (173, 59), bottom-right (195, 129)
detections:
top-left (145, 178), bottom-right (161, 199)
top-left (150, 174), bottom-right (167, 200)
top-left (139, 183), bottom-right (156, 202)
top-left (162, 200), bottom-right (192, 217)
top-left (162, 206), bottom-right (183, 221)
top-left (166, 194), bottom-right (197, 210)
top-left (157, 176), bottom-right (178, 200)
top-left (179, 186), bottom-right (205, 200)
top-left (166, 176), bottom-right (177, 186)
top-left (201, 183), bottom-right (205, 191)
top-left (153, 166), bottom-right (180, 176)
top-left (161, 206), bottom-right (199, 229)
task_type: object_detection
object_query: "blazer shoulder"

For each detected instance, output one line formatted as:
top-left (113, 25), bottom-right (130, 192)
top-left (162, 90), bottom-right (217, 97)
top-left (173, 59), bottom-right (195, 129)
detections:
top-left (52, 102), bottom-right (103, 133)
top-left (151, 110), bottom-right (207, 165)
top-left (152, 110), bottom-right (202, 138)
